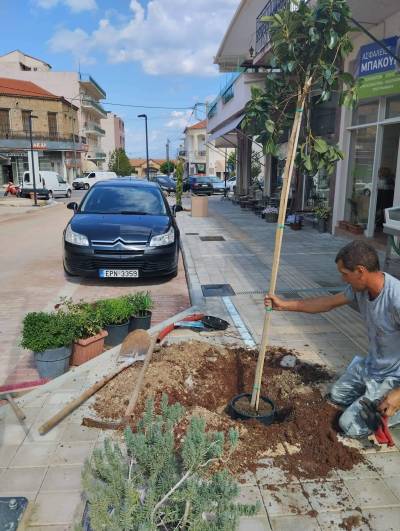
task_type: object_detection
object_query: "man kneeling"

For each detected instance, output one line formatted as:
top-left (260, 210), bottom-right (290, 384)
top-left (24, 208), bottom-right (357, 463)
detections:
top-left (265, 240), bottom-right (400, 438)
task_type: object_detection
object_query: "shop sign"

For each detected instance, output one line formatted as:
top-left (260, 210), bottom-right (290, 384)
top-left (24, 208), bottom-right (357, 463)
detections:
top-left (33, 142), bottom-right (47, 150)
top-left (358, 36), bottom-right (400, 99)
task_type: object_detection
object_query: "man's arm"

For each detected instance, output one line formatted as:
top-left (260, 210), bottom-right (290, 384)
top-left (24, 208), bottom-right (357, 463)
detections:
top-left (264, 292), bottom-right (350, 314)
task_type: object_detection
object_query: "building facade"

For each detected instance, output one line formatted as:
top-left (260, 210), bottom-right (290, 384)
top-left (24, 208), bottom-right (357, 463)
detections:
top-left (0, 78), bottom-right (85, 185)
top-left (101, 112), bottom-right (125, 169)
top-left (130, 158), bottom-right (172, 178)
top-left (0, 50), bottom-right (107, 176)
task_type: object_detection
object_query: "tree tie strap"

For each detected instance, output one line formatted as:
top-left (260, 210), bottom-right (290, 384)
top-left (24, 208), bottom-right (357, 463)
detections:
top-left (265, 307), bottom-right (273, 312)
top-left (278, 224), bottom-right (285, 229)
top-left (295, 108), bottom-right (304, 112)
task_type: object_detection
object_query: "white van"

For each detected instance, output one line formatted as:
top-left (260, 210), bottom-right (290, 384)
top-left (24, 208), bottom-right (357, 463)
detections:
top-left (21, 171), bottom-right (72, 199)
top-left (72, 171), bottom-right (117, 190)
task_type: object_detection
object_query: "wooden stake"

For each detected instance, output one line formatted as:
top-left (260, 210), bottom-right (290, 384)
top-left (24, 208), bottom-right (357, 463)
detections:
top-left (251, 79), bottom-right (312, 411)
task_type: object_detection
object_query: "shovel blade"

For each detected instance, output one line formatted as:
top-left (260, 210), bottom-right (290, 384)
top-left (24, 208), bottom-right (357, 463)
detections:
top-left (119, 329), bottom-right (151, 359)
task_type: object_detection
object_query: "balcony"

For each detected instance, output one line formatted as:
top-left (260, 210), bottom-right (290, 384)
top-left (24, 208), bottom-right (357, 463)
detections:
top-left (79, 73), bottom-right (106, 100)
top-left (0, 129), bottom-right (87, 151)
top-left (256, 0), bottom-right (290, 55)
top-left (81, 97), bottom-right (107, 118)
top-left (178, 150), bottom-right (187, 157)
top-left (87, 151), bottom-right (106, 161)
top-left (84, 122), bottom-right (106, 136)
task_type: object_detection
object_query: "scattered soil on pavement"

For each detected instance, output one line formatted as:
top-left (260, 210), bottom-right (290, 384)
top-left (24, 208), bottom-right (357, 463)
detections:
top-left (92, 341), bottom-right (364, 479)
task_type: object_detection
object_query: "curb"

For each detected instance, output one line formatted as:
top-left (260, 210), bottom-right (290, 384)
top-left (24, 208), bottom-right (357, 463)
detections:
top-left (179, 222), bottom-right (205, 308)
top-left (0, 201), bottom-right (62, 224)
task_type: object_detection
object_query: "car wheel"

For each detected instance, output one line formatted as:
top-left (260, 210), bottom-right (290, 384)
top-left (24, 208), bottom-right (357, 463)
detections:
top-left (66, 189), bottom-right (72, 198)
top-left (48, 190), bottom-right (53, 199)
top-left (84, 183), bottom-right (89, 190)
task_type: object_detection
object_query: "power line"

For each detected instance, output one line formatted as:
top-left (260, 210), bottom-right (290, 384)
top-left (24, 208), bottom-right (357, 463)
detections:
top-left (103, 102), bottom-right (194, 110)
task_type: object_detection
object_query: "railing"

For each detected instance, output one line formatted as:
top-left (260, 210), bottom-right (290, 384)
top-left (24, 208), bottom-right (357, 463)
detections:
top-left (81, 97), bottom-right (107, 117)
top-left (178, 150), bottom-right (187, 157)
top-left (197, 150), bottom-right (206, 157)
top-left (207, 101), bottom-right (217, 119)
top-left (79, 73), bottom-right (106, 98)
top-left (87, 151), bottom-right (106, 159)
top-left (0, 129), bottom-right (86, 144)
top-left (84, 122), bottom-right (106, 135)
top-left (256, 0), bottom-right (290, 55)
top-left (222, 83), bottom-right (234, 104)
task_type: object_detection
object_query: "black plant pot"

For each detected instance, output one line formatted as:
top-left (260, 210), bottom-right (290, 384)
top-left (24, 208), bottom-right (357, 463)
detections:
top-left (105, 321), bottom-right (129, 347)
top-left (317, 218), bottom-right (328, 233)
top-left (128, 310), bottom-right (152, 332)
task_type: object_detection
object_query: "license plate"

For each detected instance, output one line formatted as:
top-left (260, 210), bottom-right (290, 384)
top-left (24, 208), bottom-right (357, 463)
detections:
top-left (99, 269), bottom-right (139, 278)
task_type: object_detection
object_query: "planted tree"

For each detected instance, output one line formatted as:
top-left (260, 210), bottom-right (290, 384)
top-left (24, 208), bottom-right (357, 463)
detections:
top-left (175, 159), bottom-right (184, 208)
top-left (160, 161), bottom-right (176, 175)
top-left (109, 148), bottom-right (133, 176)
top-left (242, 0), bottom-right (358, 409)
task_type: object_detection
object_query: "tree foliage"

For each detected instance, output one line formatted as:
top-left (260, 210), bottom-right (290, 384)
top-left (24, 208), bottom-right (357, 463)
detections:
top-left (160, 161), bottom-right (176, 175)
top-left (81, 396), bottom-right (257, 530)
top-left (242, 0), bottom-right (358, 177)
top-left (175, 159), bottom-right (184, 207)
top-left (109, 148), bottom-right (133, 176)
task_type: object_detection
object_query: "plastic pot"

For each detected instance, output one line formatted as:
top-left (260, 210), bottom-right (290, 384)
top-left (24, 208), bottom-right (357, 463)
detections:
top-left (105, 321), bottom-right (129, 347)
top-left (34, 346), bottom-right (71, 379)
top-left (128, 310), bottom-right (152, 332)
top-left (227, 393), bottom-right (276, 426)
top-left (265, 212), bottom-right (278, 223)
top-left (317, 218), bottom-right (327, 233)
top-left (71, 330), bottom-right (108, 366)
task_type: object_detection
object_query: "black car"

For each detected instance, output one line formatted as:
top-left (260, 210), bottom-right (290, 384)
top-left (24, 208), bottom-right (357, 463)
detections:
top-left (154, 175), bottom-right (176, 194)
top-left (63, 179), bottom-right (179, 279)
top-left (191, 177), bottom-right (213, 195)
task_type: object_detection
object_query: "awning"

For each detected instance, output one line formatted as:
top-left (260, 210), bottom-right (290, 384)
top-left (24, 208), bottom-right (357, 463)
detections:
top-left (208, 114), bottom-right (244, 147)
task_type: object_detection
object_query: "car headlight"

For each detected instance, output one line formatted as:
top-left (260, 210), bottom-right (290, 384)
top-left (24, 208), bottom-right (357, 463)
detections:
top-left (65, 224), bottom-right (89, 246)
top-left (149, 226), bottom-right (175, 247)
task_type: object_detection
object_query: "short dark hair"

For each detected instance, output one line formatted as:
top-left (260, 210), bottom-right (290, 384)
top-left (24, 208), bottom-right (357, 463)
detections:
top-left (335, 240), bottom-right (380, 272)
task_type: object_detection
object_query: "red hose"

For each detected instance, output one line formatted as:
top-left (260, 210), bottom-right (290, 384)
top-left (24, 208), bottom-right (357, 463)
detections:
top-left (157, 313), bottom-right (205, 342)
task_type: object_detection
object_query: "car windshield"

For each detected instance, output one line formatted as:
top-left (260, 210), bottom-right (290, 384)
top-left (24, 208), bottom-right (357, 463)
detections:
top-left (79, 185), bottom-right (167, 215)
top-left (196, 178), bottom-right (211, 184)
top-left (207, 177), bottom-right (220, 183)
top-left (157, 177), bottom-right (174, 184)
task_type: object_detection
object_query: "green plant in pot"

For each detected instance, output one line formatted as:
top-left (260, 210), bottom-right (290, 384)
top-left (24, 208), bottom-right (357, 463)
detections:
top-left (21, 311), bottom-right (76, 379)
top-left (313, 205), bottom-right (330, 233)
top-left (97, 297), bottom-right (132, 347)
top-left (126, 291), bottom-right (154, 332)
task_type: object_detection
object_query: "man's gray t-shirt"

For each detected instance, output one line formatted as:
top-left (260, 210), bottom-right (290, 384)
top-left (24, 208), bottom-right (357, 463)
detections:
top-left (344, 273), bottom-right (400, 380)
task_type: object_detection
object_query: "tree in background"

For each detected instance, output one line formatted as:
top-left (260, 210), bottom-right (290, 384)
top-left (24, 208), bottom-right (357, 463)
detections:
top-left (175, 159), bottom-right (184, 208)
top-left (109, 148), bottom-right (133, 176)
top-left (160, 161), bottom-right (175, 175)
top-left (227, 151), bottom-right (236, 176)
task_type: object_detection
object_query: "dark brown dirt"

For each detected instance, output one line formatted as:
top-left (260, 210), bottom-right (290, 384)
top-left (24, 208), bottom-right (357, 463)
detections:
top-left (92, 341), bottom-right (364, 480)
top-left (234, 396), bottom-right (273, 416)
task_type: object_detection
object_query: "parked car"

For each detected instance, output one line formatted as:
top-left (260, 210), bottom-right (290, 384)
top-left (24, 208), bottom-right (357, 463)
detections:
top-left (20, 171), bottom-right (72, 199)
top-left (227, 176), bottom-right (236, 193)
top-left (190, 176), bottom-right (214, 195)
top-left (207, 176), bottom-right (227, 194)
top-left (154, 175), bottom-right (176, 194)
top-left (63, 179), bottom-right (179, 279)
top-left (72, 171), bottom-right (117, 190)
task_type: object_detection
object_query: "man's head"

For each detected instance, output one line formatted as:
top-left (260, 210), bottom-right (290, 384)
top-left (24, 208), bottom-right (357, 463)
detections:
top-left (335, 240), bottom-right (380, 291)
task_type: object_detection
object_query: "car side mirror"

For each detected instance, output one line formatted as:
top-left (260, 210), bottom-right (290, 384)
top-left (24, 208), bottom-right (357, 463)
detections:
top-left (67, 202), bottom-right (78, 211)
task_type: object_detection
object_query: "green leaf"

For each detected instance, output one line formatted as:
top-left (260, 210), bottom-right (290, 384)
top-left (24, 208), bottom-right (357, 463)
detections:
top-left (314, 138), bottom-right (329, 154)
top-left (339, 72), bottom-right (354, 85)
top-left (287, 61), bottom-right (295, 73)
top-left (309, 27), bottom-right (319, 43)
top-left (328, 29), bottom-right (338, 49)
top-left (303, 155), bottom-right (313, 172)
top-left (260, 16), bottom-right (274, 23)
top-left (265, 119), bottom-right (275, 133)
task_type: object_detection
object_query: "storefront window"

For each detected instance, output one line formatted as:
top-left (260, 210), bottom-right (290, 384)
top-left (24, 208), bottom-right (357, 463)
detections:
top-left (304, 170), bottom-right (330, 209)
top-left (352, 99), bottom-right (379, 126)
top-left (346, 126), bottom-right (376, 226)
top-left (386, 95), bottom-right (400, 119)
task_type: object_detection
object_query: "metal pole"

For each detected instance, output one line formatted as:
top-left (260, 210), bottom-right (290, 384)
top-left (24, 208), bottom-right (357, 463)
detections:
top-left (28, 114), bottom-right (38, 206)
top-left (145, 116), bottom-right (149, 180)
top-left (166, 138), bottom-right (170, 176)
top-left (224, 148), bottom-right (227, 198)
top-left (72, 117), bottom-right (77, 181)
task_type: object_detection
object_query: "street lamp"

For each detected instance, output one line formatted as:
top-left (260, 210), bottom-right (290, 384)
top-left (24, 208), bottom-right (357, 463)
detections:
top-left (28, 113), bottom-right (38, 206)
top-left (138, 114), bottom-right (149, 180)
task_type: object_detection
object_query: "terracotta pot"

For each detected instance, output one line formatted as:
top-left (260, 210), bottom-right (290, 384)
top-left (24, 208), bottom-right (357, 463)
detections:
top-left (338, 220), bottom-right (349, 230)
top-left (71, 330), bottom-right (108, 366)
top-left (347, 223), bottom-right (364, 235)
top-left (289, 222), bottom-right (302, 231)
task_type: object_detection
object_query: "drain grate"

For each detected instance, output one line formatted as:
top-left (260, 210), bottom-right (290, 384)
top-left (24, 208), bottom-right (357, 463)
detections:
top-left (199, 235), bottom-right (225, 241)
top-left (185, 232), bottom-right (199, 235)
top-left (201, 283), bottom-right (235, 297)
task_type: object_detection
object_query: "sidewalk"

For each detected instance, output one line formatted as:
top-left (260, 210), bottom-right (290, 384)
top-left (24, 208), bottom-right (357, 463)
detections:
top-left (176, 195), bottom-right (400, 530)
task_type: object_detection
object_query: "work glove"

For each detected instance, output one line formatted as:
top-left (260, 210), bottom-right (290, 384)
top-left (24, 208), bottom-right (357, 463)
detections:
top-left (359, 398), bottom-right (382, 431)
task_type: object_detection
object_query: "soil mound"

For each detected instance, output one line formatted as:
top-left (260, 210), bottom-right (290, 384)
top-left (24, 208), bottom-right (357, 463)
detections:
top-left (92, 341), bottom-right (364, 479)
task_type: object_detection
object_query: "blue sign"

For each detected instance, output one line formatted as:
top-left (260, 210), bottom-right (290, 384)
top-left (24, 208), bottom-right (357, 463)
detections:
top-left (359, 36), bottom-right (399, 77)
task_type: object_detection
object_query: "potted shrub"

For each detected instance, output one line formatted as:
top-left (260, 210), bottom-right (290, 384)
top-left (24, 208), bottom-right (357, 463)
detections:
top-left (263, 206), bottom-right (279, 223)
top-left (127, 291), bottom-right (154, 332)
top-left (313, 205), bottom-right (330, 233)
top-left (70, 302), bottom-right (107, 366)
top-left (97, 297), bottom-right (132, 347)
top-left (287, 213), bottom-right (303, 231)
top-left (21, 311), bottom-right (76, 378)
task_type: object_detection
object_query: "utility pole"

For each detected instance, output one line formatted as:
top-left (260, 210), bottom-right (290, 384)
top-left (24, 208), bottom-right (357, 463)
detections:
top-left (72, 117), bottom-right (77, 181)
top-left (138, 114), bottom-right (149, 180)
top-left (28, 113), bottom-right (38, 206)
top-left (166, 138), bottom-right (170, 176)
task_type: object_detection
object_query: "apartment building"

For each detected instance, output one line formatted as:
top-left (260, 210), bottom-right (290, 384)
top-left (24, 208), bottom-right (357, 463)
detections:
top-left (0, 77), bottom-right (85, 185)
top-left (0, 50), bottom-right (107, 176)
top-left (101, 112), bottom-right (125, 169)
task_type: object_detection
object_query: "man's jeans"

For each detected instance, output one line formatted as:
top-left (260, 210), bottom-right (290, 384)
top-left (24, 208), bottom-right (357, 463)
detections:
top-left (330, 356), bottom-right (400, 438)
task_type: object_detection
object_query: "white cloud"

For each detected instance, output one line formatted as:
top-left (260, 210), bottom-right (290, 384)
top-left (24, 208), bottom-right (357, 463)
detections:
top-left (35, 0), bottom-right (97, 11)
top-left (48, 0), bottom-right (239, 76)
top-left (166, 110), bottom-right (193, 130)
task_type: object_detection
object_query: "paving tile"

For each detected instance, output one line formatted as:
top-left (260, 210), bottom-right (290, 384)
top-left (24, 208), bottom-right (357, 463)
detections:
top-left (236, 486), bottom-right (266, 515)
top-left (260, 483), bottom-right (312, 516)
top-left (303, 480), bottom-right (354, 513)
top-left (270, 514), bottom-right (320, 531)
top-left (0, 423), bottom-right (28, 445)
top-left (0, 466), bottom-right (47, 493)
top-left (50, 442), bottom-right (94, 466)
top-left (238, 516), bottom-right (272, 531)
top-left (24, 422), bottom-right (68, 443)
top-left (27, 526), bottom-right (71, 531)
top-left (30, 491), bottom-right (83, 526)
top-left (0, 444), bottom-right (19, 468)
top-left (344, 478), bottom-right (400, 509)
top-left (317, 509), bottom-right (371, 530)
top-left (238, 471), bottom-right (258, 487)
top-left (337, 460), bottom-right (380, 480)
top-left (382, 476), bottom-right (400, 501)
top-left (367, 452), bottom-right (400, 477)
top-left (366, 507), bottom-right (400, 530)
top-left (9, 442), bottom-right (58, 468)
top-left (60, 423), bottom-right (99, 443)
top-left (41, 465), bottom-right (82, 492)
top-left (255, 459), bottom-right (299, 485)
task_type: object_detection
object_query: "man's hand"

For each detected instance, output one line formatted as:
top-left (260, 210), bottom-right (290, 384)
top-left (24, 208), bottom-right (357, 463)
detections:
top-left (264, 294), bottom-right (288, 311)
top-left (378, 388), bottom-right (400, 417)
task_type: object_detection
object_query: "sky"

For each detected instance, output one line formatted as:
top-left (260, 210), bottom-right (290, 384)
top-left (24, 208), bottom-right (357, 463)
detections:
top-left (0, 0), bottom-right (240, 158)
